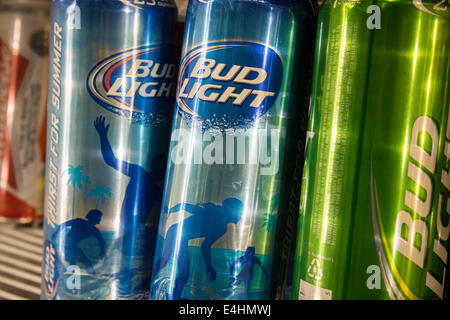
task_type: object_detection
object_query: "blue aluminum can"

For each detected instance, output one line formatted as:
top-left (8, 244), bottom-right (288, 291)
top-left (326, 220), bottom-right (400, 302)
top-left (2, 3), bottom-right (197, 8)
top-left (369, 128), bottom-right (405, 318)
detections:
top-left (150, 0), bottom-right (315, 300)
top-left (41, 0), bottom-right (177, 300)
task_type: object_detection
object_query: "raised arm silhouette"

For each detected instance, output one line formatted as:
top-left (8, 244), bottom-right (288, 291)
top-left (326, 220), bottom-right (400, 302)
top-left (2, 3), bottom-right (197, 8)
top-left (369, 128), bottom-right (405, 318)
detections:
top-left (94, 116), bottom-right (165, 257)
top-left (153, 198), bottom-right (244, 300)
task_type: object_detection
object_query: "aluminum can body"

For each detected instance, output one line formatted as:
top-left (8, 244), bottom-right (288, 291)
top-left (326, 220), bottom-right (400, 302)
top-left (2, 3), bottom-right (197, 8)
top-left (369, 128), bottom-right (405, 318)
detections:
top-left (41, 0), bottom-right (177, 300)
top-left (150, 0), bottom-right (315, 300)
top-left (0, 0), bottom-right (50, 223)
top-left (292, 0), bottom-right (450, 300)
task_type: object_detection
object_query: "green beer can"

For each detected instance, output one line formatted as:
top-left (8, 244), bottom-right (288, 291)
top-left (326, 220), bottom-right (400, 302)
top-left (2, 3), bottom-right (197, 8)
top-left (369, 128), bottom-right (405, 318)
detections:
top-left (292, 0), bottom-right (450, 300)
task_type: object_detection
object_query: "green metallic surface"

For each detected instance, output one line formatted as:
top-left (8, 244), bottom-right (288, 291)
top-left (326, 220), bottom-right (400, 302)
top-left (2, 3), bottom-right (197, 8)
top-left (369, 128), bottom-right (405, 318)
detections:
top-left (292, 0), bottom-right (450, 300)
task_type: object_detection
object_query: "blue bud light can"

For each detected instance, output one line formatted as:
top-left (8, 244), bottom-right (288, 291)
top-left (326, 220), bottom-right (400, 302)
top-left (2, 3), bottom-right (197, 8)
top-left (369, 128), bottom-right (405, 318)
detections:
top-left (41, 0), bottom-right (177, 300)
top-left (150, 0), bottom-right (315, 300)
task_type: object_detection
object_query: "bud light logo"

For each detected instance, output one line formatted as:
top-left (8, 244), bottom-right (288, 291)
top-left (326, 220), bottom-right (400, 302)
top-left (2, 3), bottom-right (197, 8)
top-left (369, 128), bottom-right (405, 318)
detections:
top-left (177, 41), bottom-right (283, 131)
top-left (42, 240), bottom-right (59, 300)
top-left (87, 44), bottom-right (176, 126)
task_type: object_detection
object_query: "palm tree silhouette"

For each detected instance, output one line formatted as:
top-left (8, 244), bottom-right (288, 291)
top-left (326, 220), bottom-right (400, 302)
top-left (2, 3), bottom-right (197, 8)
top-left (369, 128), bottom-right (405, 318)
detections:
top-left (67, 164), bottom-right (91, 219)
top-left (262, 212), bottom-right (275, 232)
top-left (262, 196), bottom-right (279, 232)
top-left (88, 185), bottom-right (112, 209)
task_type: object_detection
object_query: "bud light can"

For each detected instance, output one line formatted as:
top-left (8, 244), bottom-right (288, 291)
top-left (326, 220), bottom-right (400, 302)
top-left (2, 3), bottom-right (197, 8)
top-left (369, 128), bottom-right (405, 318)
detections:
top-left (150, 0), bottom-right (315, 300)
top-left (0, 0), bottom-right (50, 223)
top-left (41, 0), bottom-right (177, 300)
top-left (292, 0), bottom-right (450, 300)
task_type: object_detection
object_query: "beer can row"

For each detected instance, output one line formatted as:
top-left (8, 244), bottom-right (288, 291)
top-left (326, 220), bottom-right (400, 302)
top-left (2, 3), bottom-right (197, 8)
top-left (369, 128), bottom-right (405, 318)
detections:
top-left (33, 0), bottom-right (450, 301)
top-left (39, 0), bottom-right (315, 300)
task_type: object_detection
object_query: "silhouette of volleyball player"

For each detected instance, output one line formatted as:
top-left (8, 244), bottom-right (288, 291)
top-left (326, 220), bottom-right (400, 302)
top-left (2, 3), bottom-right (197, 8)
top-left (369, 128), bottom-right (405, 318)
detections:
top-left (153, 198), bottom-right (245, 300)
top-left (52, 209), bottom-right (105, 274)
top-left (228, 246), bottom-right (269, 296)
top-left (94, 116), bottom-right (165, 257)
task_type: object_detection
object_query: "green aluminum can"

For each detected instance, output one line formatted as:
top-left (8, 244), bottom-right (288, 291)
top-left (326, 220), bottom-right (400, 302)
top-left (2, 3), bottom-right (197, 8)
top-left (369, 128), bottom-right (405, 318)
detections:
top-left (292, 0), bottom-right (450, 300)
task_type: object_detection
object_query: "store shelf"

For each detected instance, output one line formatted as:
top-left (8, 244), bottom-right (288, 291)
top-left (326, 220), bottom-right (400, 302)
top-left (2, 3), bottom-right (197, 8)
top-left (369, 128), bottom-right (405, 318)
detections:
top-left (0, 225), bottom-right (42, 300)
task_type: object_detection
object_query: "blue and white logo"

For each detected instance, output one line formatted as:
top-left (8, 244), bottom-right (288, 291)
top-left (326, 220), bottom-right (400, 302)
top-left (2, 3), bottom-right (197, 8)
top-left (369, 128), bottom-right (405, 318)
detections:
top-left (177, 40), bottom-right (283, 131)
top-left (87, 44), bottom-right (175, 126)
top-left (42, 240), bottom-right (59, 300)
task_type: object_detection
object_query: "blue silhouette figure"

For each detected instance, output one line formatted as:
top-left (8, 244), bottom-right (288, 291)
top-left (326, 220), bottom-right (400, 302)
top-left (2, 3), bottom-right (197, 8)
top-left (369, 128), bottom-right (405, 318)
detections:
top-left (153, 198), bottom-right (245, 300)
top-left (94, 116), bottom-right (165, 295)
top-left (52, 209), bottom-right (105, 274)
top-left (94, 116), bottom-right (165, 256)
top-left (227, 246), bottom-right (269, 297)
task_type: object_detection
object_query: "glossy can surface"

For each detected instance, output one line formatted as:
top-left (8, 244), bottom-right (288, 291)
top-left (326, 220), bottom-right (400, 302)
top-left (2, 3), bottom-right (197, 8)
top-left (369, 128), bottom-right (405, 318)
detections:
top-left (292, 0), bottom-right (450, 300)
top-left (41, 0), bottom-right (177, 300)
top-left (0, 0), bottom-right (50, 223)
top-left (150, 0), bottom-right (315, 300)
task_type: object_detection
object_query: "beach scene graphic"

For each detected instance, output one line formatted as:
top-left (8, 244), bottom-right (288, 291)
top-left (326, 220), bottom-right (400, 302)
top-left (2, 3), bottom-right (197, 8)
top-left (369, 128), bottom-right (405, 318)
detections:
top-left (151, 199), bottom-right (273, 300)
top-left (225, 246), bottom-right (269, 297)
top-left (48, 116), bottom-right (165, 299)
